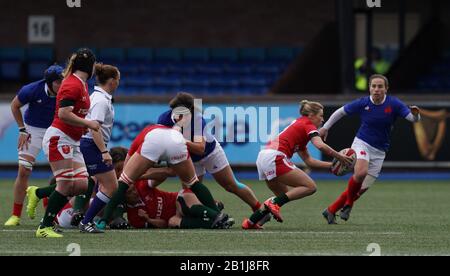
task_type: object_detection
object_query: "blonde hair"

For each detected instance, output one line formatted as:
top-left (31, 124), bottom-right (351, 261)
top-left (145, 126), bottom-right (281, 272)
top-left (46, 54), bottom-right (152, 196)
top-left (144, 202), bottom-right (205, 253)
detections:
top-left (299, 100), bottom-right (324, 116)
top-left (63, 53), bottom-right (77, 78)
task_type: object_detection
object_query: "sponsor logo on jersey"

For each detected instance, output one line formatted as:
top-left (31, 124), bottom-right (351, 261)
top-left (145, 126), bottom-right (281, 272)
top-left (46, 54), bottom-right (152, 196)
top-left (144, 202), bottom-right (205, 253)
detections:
top-left (171, 153), bottom-right (188, 161)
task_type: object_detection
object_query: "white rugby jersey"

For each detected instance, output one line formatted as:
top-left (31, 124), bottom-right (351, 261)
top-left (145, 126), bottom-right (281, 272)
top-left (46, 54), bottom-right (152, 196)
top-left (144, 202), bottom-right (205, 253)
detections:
top-left (82, 86), bottom-right (115, 144)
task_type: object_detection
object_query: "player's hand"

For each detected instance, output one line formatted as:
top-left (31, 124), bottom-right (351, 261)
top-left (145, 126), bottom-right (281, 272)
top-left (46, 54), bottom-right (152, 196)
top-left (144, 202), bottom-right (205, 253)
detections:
top-left (319, 128), bottom-right (329, 141)
top-left (18, 131), bottom-right (31, 151)
top-left (102, 152), bottom-right (113, 166)
top-left (138, 209), bottom-right (149, 219)
top-left (336, 153), bottom-right (354, 167)
top-left (409, 106), bottom-right (420, 116)
top-left (86, 120), bottom-right (100, 131)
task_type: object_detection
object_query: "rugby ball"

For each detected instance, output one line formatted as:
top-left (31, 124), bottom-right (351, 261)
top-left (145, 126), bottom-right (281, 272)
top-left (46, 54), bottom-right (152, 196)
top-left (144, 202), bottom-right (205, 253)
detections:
top-left (331, 148), bottom-right (357, 176)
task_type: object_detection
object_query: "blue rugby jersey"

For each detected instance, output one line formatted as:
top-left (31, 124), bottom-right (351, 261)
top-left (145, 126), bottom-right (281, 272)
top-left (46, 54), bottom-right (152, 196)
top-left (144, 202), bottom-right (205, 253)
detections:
top-left (17, 79), bottom-right (56, 128)
top-left (157, 110), bottom-right (216, 162)
top-left (344, 95), bottom-right (411, 152)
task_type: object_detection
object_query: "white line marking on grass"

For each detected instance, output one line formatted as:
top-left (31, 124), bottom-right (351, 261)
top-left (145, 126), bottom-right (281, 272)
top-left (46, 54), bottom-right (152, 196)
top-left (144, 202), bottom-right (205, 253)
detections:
top-left (0, 229), bottom-right (403, 235)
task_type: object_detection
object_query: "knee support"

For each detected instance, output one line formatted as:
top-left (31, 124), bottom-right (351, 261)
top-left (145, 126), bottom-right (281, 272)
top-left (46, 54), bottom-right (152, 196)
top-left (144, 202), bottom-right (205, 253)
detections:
top-left (19, 157), bottom-right (34, 171)
top-left (119, 172), bottom-right (135, 186)
top-left (182, 175), bottom-right (199, 187)
top-left (54, 168), bottom-right (74, 182)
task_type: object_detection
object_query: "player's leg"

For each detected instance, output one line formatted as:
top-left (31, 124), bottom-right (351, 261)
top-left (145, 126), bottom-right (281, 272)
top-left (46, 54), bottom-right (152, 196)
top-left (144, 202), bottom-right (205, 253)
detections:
top-left (205, 145), bottom-right (261, 212)
top-left (80, 170), bottom-right (117, 227)
top-left (26, 177), bottom-right (56, 220)
top-left (212, 166), bottom-right (261, 212)
top-left (36, 158), bottom-right (74, 238)
top-left (171, 159), bottom-right (220, 212)
top-left (100, 153), bottom-right (154, 224)
top-left (4, 154), bottom-right (34, 226)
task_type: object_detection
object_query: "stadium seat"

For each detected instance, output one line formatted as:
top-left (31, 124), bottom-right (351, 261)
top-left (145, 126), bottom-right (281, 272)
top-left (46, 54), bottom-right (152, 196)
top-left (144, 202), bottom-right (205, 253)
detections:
top-left (0, 61), bottom-right (22, 81)
top-left (27, 47), bottom-right (53, 61)
top-left (127, 48), bottom-right (152, 62)
top-left (239, 48), bottom-right (266, 62)
top-left (183, 48), bottom-right (209, 62)
top-left (98, 48), bottom-right (125, 62)
top-left (266, 47), bottom-right (294, 61)
top-left (182, 75), bottom-right (210, 87)
top-left (196, 63), bottom-right (224, 74)
top-left (167, 62), bottom-right (198, 74)
top-left (154, 48), bottom-right (182, 62)
top-left (210, 48), bottom-right (238, 62)
top-left (28, 61), bottom-right (49, 81)
top-left (224, 63), bottom-right (253, 74)
top-left (0, 47), bottom-right (26, 61)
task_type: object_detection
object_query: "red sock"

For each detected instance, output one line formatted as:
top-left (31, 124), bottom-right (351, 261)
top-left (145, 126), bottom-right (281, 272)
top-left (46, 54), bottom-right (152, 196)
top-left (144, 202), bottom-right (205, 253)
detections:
top-left (12, 203), bottom-right (23, 217)
top-left (328, 189), bottom-right (348, 214)
top-left (252, 201), bottom-right (262, 212)
top-left (345, 176), bottom-right (363, 207)
top-left (43, 197), bottom-right (49, 209)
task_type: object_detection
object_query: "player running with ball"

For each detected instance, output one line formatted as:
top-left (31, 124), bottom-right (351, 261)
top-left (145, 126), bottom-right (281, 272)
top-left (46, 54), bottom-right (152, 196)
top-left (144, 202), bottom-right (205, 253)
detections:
top-left (242, 100), bottom-right (353, 229)
top-left (321, 74), bottom-right (421, 224)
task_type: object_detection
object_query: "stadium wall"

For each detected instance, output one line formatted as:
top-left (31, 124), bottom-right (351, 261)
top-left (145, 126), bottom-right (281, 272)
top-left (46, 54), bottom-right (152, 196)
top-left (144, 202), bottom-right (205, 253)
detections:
top-left (0, 101), bottom-right (448, 167)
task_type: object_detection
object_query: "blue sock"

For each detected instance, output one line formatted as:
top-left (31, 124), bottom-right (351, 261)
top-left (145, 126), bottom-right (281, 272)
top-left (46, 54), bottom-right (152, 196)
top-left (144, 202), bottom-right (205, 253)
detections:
top-left (81, 191), bottom-right (110, 224)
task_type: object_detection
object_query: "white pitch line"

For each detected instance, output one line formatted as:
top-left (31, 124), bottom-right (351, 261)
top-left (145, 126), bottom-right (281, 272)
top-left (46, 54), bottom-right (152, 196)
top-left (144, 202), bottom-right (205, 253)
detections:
top-left (0, 250), bottom-right (362, 256)
top-left (0, 229), bottom-right (403, 235)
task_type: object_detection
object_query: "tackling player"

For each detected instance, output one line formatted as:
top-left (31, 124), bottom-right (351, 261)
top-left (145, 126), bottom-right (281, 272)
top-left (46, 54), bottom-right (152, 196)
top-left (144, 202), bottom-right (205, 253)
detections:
top-left (320, 74), bottom-right (421, 224)
top-left (157, 92), bottom-right (262, 213)
top-left (4, 65), bottom-right (63, 226)
top-left (97, 119), bottom-right (231, 229)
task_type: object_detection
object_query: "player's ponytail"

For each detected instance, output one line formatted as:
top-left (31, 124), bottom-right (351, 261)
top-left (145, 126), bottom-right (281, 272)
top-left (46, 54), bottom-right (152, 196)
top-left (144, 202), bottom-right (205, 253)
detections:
top-left (63, 53), bottom-right (77, 78)
top-left (300, 100), bottom-right (324, 116)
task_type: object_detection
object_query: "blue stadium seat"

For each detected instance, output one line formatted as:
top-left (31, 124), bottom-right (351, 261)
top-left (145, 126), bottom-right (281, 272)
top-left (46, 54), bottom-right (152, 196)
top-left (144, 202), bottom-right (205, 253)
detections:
top-left (0, 47), bottom-right (26, 61)
top-left (127, 48), bottom-right (152, 62)
top-left (27, 47), bottom-right (53, 61)
top-left (153, 74), bottom-right (182, 86)
top-left (180, 85), bottom-right (211, 95)
top-left (140, 62), bottom-right (170, 74)
top-left (28, 61), bottom-right (49, 81)
top-left (210, 48), bottom-right (238, 62)
top-left (196, 63), bottom-right (224, 74)
top-left (154, 48), bottom-right (182, 62)
top-left (209, 75), bottom-right (239, 87)
top-left (239, 48), bottom-right (266, 62)
top-left (98, 48), bottom-right (125, 62)
top-left (239, 74), bottom-right (268, 86)
top-left (224, 63), bottom-right (253, 74)
top-left (167, 62), bottom-right (197, 74)
top-left (266, 47), bottom-right (294, 61)
top-left (183, 48), bottom-right (209, 62)
top-left (182, 75), bottom-right (210, 87)
top-left (0, 61), bottom-right (22, 80)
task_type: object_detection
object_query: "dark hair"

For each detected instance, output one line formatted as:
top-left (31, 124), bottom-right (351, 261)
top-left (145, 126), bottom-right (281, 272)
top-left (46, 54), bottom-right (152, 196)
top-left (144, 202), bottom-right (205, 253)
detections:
top-left (169, 92), bottom-right (195, 111)
top-left (110, 147), bottom-right (128, 164)
top-left (95, 64), bottom-right (119, 85)
top-left (369, 74), bottom-right (389, 88)
top-left (63, 48), bottom-right (96, 78)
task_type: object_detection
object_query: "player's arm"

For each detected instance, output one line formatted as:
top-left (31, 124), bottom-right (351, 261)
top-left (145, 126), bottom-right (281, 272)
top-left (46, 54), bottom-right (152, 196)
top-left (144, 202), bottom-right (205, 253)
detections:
top-left (297, 148), bottom-right (332, 170)
top-left (405, 105), bottom-right (421, 122)
top-left (319, 106), bottom-right (347, 141)
top-left (310, 136), bottom-right (353, 167)
top-left (137, 209), bottom-right (168, 228)
top-left (10, 96), bottom-right (26, 129)
top-left (58, 102), bottom-right (100, 131)
top-left (89, 102), bottom-right (112, 165)
top-left (186, 136), bottom-right (206, 155)
top-left (10, 96), bottom-right (30, 150)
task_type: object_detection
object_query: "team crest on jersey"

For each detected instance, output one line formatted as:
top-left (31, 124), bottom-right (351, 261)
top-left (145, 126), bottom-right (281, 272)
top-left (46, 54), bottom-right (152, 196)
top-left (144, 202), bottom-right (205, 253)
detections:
top-left (384, 106), bottom-right (392, 114)
top-left (360, 150), bottom-right (367, 156)
top-left (365, 106), bottom-right (370, 111)
top-left (61, 145), bottom-right (71, 154)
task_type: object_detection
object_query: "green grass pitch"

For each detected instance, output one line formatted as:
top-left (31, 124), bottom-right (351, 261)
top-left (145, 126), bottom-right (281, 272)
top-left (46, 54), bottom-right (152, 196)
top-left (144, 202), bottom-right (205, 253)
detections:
top-left (0, 178), bottom-right (449, 256)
